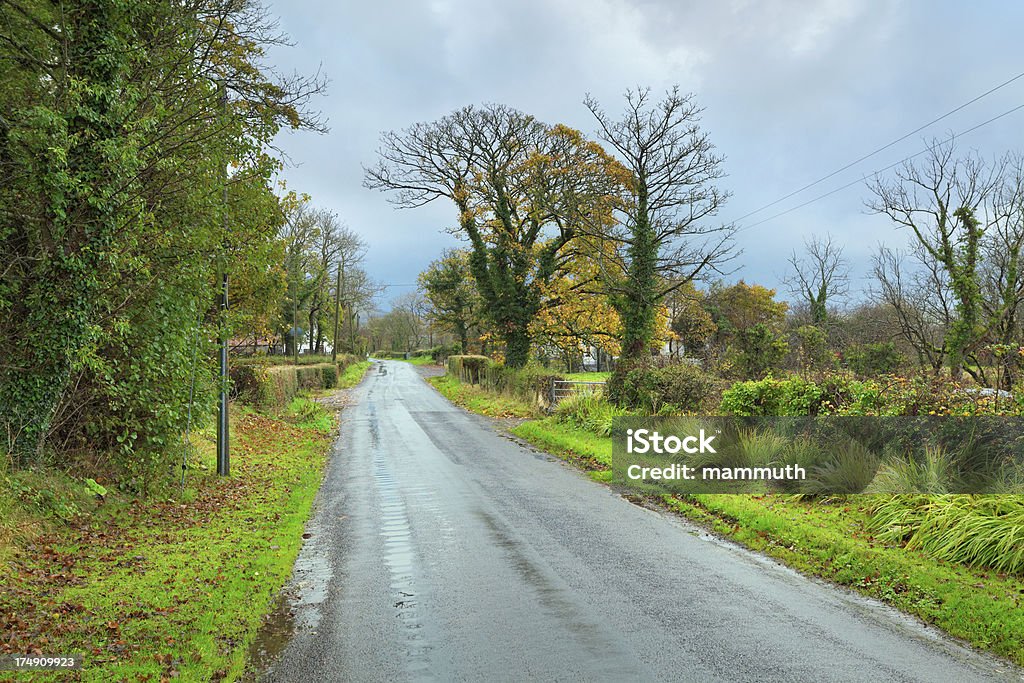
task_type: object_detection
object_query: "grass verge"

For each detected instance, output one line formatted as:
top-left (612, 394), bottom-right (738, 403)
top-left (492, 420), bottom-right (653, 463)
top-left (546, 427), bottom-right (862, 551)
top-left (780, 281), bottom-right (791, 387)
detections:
top-left (338, 360), bottom-right (372, 388)
top-left (428, 375), bottom-right (540, 418)
top-left (665, 494), bottom-right (1024, 665)
top-left (0, 395), bottom-right (337, 681)
top-left (400, 356), bottom-right (438, 367)
top-left (564, 371), bottom-right (611, 382)
top-left (441, 385), bottom-right (1024, 666)
top-left (510, 418), bottom-right (612, 481)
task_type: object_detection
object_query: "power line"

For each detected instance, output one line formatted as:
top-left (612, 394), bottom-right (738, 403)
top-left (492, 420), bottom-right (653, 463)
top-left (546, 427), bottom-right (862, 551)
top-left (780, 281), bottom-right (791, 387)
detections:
top-left (738, 100), bottom-right (1024, 231)
top-left (732, 69), bottom-right (1024, 224)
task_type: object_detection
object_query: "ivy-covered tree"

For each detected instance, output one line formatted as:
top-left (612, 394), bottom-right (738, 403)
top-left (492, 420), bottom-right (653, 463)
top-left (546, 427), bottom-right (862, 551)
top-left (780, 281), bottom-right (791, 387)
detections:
top-left (366, 107), bottom-right (622, 367)
top-left (0, 0), bottom-right (324, 471)
top-left (584, 87), bottom-right (736, 363)
top-left (867, 142), bottom-right (1024, 382)
top-left (784, 234), bottom-right (849, 325)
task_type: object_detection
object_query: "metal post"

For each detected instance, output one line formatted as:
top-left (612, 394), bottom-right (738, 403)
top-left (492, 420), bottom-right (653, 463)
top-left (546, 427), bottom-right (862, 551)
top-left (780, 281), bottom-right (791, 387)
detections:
top-left (217, 80), bottom-right (230, 477)
top-left (218, 269), bottom-right (229, 476)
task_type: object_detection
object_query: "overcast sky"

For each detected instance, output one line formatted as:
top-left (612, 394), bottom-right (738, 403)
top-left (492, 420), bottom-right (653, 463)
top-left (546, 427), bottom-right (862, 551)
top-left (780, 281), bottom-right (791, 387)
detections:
top-left (264, 0), bottom-right (1024, 309)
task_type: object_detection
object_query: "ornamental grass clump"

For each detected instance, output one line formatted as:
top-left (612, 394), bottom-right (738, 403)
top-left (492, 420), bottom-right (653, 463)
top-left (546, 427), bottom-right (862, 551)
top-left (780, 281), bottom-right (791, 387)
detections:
top-left (869, 495), bottom-right (1024, 575)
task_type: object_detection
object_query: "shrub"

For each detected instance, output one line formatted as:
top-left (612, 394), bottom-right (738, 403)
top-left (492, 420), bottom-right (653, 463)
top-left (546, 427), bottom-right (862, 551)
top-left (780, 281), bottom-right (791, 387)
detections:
top-left (866, 444), bottom-right (957, 494)
top-left (335, 353), bottom-right (361, 370)
top-left (729, 323), bottom-right (789, 379)
top-left (613, 361), bottom-right (716, 413)
top-left (869, 495), bottom-right (1024, 575)
top-left (606, 356), bottom-right (653, 407)
top-left (554, 391), bottom-right (627, 436)
top-left (430, 342), bottom-right (462, 365)
top-left (719, 377), bottom-right (824, 416)
top-left (229, 362), bottom-right (342, 411)
top-left (802, 438), bottom-right (880, 495)
top-left (495, 364), bottom-right (564, 406)
top-left (794, 324), bottom-right (835, 372)
top-left (845, 342), bottom-right (905, 377)
top-left (259, 366), bottom-right (299, 410)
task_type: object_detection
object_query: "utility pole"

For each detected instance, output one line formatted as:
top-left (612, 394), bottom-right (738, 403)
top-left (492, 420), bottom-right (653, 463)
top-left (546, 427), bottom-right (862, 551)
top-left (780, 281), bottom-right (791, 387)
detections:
top-left (292, 271), bottom-right (299, 366)
top-left (332, 257), bottom-right (343, 363)
top-left (217, 80), bottom-right (230, 477)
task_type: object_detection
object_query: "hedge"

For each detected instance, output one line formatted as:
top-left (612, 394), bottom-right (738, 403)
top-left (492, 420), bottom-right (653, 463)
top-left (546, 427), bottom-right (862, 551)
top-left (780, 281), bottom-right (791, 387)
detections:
top-left (446, 356), bottom-right (565, 409)
top-left (230, 360), bottom-right (349, 410)
top-left (447, 355), bottom-right (493, 384)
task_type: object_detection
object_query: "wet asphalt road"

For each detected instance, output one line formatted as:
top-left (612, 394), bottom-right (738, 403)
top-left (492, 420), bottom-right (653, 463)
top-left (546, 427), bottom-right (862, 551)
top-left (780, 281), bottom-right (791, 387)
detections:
top-left (261, 360), bottom-right (1022, 682)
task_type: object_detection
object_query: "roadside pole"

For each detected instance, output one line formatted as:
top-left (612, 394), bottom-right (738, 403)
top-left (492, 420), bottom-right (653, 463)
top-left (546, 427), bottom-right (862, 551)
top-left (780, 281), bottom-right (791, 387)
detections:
top-left (217, 80), bottom-right (230, 477)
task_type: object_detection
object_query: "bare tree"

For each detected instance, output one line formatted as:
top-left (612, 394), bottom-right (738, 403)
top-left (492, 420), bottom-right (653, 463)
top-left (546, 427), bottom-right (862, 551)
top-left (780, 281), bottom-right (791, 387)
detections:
top-left (784, 234), bottom-right (849, 325)
top-left (871, 245), bottom-right (953, 373)
top-left (867, 139), bottom-right (1005, 379)
top-left (584, 87), bottom-right (737, 361)
top-left (330, 224), bottom-right (369, 358)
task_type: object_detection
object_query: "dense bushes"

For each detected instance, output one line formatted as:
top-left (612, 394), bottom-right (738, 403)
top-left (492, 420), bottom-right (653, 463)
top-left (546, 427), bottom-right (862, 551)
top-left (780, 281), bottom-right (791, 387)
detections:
top-left (845, 342), bottom-right (905, 376)
top-left (372, 351), bottom-right (408, 359)
top-left (728, 323), bottom-right (789, 379)
top-left (618, 362), bottom-right (718, 413)
top-left (720, 373), bottom-right (1023, 417)
top-left (409, 343), bottom-right (461, 364)
top-left (720, 377), bottom-right (826, 416)
top-left (553, 391), bottom-right (627, 436)
top-left (609, 359), bottom-right (718, 413)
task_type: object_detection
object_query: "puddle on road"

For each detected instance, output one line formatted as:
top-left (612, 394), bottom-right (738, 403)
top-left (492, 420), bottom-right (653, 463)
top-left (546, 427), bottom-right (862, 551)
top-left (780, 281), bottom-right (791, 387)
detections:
top-left (373, 444), bottom-right (434, 674)
top-left (243, 592), bottom-right (295, 679)
top-left (242, 523), bottom-right (333, 680)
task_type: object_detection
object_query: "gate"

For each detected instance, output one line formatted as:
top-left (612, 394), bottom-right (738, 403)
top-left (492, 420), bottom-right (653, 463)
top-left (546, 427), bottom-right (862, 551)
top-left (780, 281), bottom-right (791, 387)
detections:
top-left (548, 379), bottom-right (606, 408)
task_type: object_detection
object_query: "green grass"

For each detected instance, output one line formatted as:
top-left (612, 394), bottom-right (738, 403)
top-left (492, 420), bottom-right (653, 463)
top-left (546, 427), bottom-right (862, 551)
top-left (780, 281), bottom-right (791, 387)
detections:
top-left (0, 397), bottom-right (337, 681)
top-left (428, 375), bottom-right (540, 418)
top-left (512, 418), bottom-right (612, 479)
top-left (338, 360), bottom-right (372, 388)
top-left (564, 371), bottom-right (611, 382)
top-left (431, 380), bottom-right (1024, 666)
top-left (400, 355), bottom-right (439, 366)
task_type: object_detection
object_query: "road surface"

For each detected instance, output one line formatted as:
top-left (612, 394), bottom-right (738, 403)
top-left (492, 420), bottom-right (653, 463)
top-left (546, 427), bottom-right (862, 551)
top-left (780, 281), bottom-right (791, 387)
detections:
top-left (260, 360), bottom-right (1021, 682)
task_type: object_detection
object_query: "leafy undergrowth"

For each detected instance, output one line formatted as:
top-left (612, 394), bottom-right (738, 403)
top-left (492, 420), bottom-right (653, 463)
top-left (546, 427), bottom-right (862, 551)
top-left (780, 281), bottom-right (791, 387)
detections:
top-left (428, 375), bottom-right (540, 418)
top-left (438, 385), bottom-right (1024, 666)
top-left (338, 360), bottom-right (372, 388)
top-left (0, 396), bottom-right (336, 681)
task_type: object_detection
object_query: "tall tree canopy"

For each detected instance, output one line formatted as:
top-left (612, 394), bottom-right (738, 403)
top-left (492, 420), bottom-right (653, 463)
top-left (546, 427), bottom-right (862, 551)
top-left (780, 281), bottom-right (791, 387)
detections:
top-left (584, 87), bottom-right (736, 362)
top-left (0, 0), bottom-right (323, 465)
top-left (365, 105), bottom-right (622, 367)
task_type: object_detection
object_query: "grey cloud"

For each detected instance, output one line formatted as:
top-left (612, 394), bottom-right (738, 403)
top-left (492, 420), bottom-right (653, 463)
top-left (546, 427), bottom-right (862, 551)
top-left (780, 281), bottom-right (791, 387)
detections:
top-left (266, 0), bottom-right (1024, 305)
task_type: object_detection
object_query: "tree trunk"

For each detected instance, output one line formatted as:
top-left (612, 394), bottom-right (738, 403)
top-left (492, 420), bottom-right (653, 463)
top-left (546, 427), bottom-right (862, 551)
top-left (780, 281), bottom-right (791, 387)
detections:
top-left (503, 326), bottom-right (531, 368)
